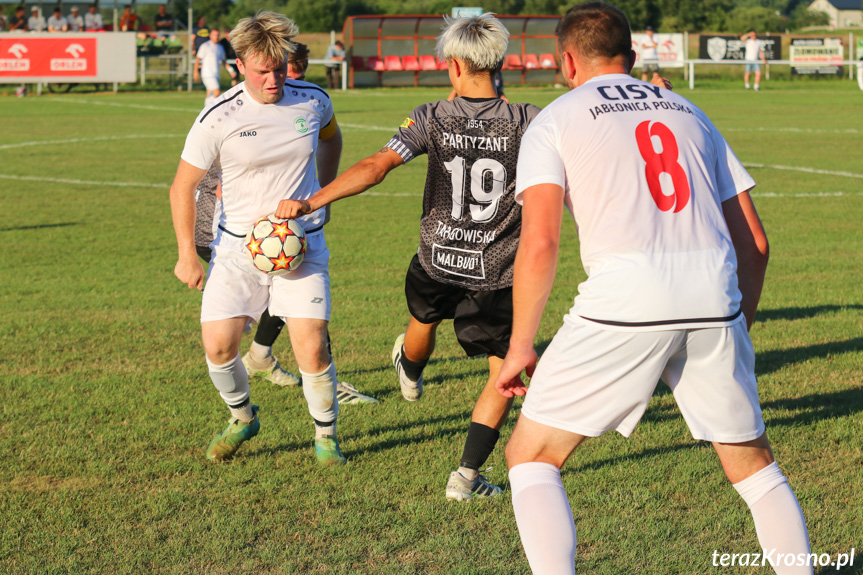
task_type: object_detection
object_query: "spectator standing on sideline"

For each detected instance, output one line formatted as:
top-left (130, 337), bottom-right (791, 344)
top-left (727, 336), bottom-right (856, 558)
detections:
top-left (154, 5), bottom-right (174, 37)
top-left (84, 4), bottom-right (103, 31)
top-left (495, 4), bottom-right (811, 574)
top-left (28, 7), bottom-right (45, 32)
top-left (0, 6), bottom-right (8, 31)
top-left (48, 7), bottom-right (68, 32)
top-left (120, 6), bottom-right (137, 32)
top-left (194, 28), bottom-right (226, 105)
top-left (8, 6), bottom-right (27, 31)
top-left (741, 30), bottom-right (766, 90)
top-left (192, 16), bottom-right (210, 54)
top-left (324, 40), bottom-right (345, 90)
top-left (640, 26), bottom-right (659, 81)
top-left (67, 7), bottom-right (84, 32)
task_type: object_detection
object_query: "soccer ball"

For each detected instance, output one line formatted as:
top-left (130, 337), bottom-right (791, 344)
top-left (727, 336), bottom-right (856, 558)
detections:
top-left (244, 214), bottom-right (307, 276)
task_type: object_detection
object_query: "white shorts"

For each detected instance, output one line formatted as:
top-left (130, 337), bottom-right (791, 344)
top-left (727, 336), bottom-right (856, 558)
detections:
top-left (521, 315), bottom-right (765, 443)
top-left (201, 74), bottom-right (220, 91)
top-left (201, 227), bottom-right (331, 326)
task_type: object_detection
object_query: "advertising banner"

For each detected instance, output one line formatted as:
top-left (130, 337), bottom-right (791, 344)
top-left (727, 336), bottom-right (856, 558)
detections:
top-left (790, 38), bottom-right (843, 75)
top-left (698, 35), bottom-right (781, 61)
top-left (632, 33), bottom-right (685, 68)
top-left (0, 33), bottom-right (136, 83)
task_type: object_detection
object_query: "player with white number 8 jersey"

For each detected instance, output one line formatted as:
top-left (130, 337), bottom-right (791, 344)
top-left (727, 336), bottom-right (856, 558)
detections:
top-left (495, 4), bottom-right (811, 574)
top-left (517, 72), bottom-right (753, 328)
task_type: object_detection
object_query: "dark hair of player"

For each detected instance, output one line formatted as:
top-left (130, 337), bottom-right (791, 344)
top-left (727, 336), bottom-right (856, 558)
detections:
top-left (555, 2), bottom-right (632, 67)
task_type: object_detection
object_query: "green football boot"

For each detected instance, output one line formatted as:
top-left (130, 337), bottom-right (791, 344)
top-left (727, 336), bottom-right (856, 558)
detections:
top-left (206, 405), bottom-right (260, 462)
top-left (314, 435), bottom-right (347, 466)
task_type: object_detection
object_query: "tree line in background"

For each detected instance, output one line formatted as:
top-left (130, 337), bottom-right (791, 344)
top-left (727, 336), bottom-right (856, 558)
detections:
top-left (159, 0), bottom-right (830, 34)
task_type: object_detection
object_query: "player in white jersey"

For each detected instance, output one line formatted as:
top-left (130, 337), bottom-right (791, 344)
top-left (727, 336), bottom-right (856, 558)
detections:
top-left (495, 4), bottom-right (812, 574)
top-left (170, 11), bottom-right (349, 465)
top-left (195, 29), bottom-right (227, 105)
top-left (741, 30), bottom-right (766, 90)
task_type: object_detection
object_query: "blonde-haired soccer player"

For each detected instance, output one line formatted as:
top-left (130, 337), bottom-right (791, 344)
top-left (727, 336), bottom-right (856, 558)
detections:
top-left (496, 3), bottom-right (811, 573)
top-left (169, 11), bottom-right (348, 464)
top-left (277, 13), bottom-right (542, 499)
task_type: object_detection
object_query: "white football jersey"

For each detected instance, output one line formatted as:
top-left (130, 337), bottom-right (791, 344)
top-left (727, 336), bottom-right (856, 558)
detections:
top-left (516, 73), bottom-right (755, 330)
top-left (181, 80), bottom-right (334, 237)
top-left (196, 41), bottom-right (225, 78)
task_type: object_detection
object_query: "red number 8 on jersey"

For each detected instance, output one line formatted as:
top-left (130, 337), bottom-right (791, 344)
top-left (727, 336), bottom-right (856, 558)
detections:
top-left (635, 120), bottom-right (690, 213)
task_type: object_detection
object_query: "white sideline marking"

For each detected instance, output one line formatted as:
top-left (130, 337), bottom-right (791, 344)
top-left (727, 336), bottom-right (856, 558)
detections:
top-left (0, 133), bottom-right (184, 151)
top-left (47, 97), bottom-right (399, 131)
top-left (1, 173), bottom-right (857, 198)
top-left (46, 97), bottom-right (199, 113)
top-left (727, 126), bottom-right (860, 135)
top-left (753, 192), bottom-right (863, 198)
top-left (743, 163), bottom-right (863, 180)
top-left (0, 173), bottom-right (164, 189)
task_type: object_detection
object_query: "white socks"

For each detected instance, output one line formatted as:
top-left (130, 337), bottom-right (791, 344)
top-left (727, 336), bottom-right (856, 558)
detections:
top-left (247, 341), bottom-right (273, 365)
top-left (206, 353), bottom-right (250, 415)
top-left (509, 460), bottom-right (810, 575)
top-left (734, 463), bottom-right (812, 574)
top-left (301, 362), bottom-right (338, 425)
top-left (510, 462), bottom-right (576, 575)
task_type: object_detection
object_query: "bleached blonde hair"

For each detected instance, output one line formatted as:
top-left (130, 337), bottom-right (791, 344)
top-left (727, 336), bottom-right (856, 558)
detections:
top-left (230, 11), bottom-right (298, 66)
top-left (436, 13), bottom-right (509, 75)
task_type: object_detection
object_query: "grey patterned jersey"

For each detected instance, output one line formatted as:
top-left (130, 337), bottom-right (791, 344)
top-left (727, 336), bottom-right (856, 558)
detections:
top-left (194, 166), bottom-right (220, 248)
top-left (386, 98), bottom-right (540, 290)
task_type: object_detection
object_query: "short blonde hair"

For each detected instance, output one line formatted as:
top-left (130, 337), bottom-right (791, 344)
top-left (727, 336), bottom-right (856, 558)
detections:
top-left (436, 13), bottom-right (509, 75)
top-left (230, 11), bottom-right (298, 66)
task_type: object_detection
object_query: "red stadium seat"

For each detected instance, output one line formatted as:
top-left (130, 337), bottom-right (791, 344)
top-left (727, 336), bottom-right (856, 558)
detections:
top-left (523, 54), bottom-right (539, 69)
top-left (402, 55), bottom-right (420, 70)
top-left (368, 56), bottom-right (385, 71)
top-left (437, 58), bottom-right (448, 70)
top-left (539, 53), bottom-right (558, 69)
top-left (351, 56), bottom-right (366, 70)
top-left (503, 54), bottom-right (523, 70)
top-left (384, 55), bottom-right (403, 71)
top-left (419, 55), bottom-right (438, 70)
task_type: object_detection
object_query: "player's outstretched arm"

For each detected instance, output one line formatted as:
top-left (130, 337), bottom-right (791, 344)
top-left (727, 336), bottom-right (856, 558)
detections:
top-left (275, 148), bottom-right (404, 219)
top-left (169, 159), bottom-right (208, 290)
top-left (722, 190), bottom-right (769, 329)
top-left (495, 183), bottom-right (565, 398)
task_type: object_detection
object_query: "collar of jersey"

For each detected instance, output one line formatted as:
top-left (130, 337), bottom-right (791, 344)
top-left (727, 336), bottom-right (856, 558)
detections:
top-left (582, 73), bottom-right (635, 86)
top-left (459, 96), bottom-right (499, 103)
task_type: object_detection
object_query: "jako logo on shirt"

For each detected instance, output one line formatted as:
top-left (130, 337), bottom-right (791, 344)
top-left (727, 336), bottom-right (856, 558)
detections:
top-left (295, 117), bottom-right (309, 134)
top-left (240, 131), bottom-right (257, 137)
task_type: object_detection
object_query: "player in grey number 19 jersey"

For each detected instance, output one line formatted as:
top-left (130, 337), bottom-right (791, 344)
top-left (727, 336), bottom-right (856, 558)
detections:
top-left (388, 97), bottom-right (537, 290)
top-left (276, 13), bottom-right (541, 501)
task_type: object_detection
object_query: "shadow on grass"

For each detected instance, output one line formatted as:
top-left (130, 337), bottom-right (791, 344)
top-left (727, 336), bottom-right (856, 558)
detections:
top-left (0, 222), bottom-right (80, 232)
top-left (757, 337), bottom-right (863, 376)
top-left (756, 305), bottom-right (863, 323)
top-left (253, 410), bottom-right (474, 459)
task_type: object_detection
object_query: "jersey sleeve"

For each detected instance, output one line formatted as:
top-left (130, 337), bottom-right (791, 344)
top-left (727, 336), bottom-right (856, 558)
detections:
top-left (514, 107), bottom-right (566, 204)
top-left (180, 114), bottom-right (221, 171)
top-left (708, 119), bottom-right (756, 202)
top-left (385, 104), bottom-right (431, 164)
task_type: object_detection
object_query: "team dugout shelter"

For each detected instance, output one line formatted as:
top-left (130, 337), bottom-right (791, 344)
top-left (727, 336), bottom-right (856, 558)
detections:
top-left (345, 15), bottom-right (561, 88)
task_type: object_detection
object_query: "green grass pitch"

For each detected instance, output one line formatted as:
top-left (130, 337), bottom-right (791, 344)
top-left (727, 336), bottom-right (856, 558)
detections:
top-left (0, 79), bottom-right (861, 574)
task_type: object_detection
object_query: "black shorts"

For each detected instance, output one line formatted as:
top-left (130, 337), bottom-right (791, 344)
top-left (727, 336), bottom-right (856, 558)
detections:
top-left (404, 254), bottom-right (512, 358)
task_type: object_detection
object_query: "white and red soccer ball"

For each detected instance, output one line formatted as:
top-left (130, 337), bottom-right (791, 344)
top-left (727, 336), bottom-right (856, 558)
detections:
top-left (244, 214), bottom-right (306, 276)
